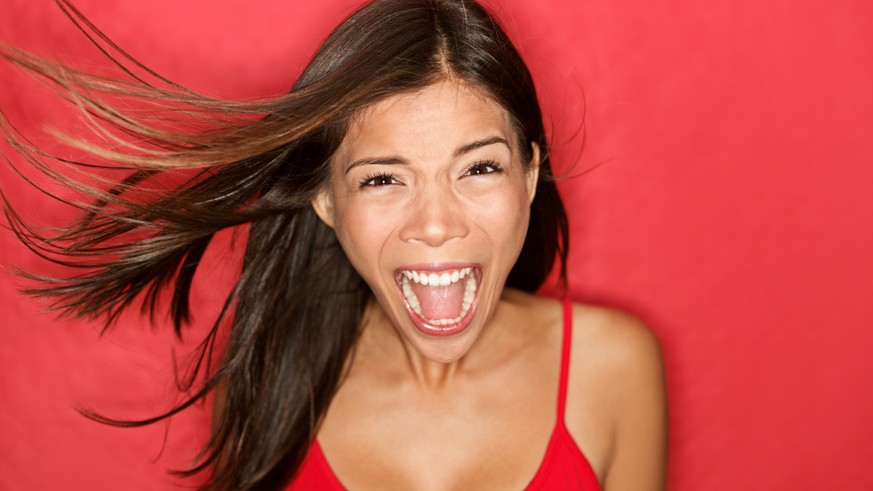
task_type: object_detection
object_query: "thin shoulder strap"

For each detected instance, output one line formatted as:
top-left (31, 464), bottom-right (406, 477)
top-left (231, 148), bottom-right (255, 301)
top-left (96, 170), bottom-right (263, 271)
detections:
top-left (557, 297), bottom-right (573, 424)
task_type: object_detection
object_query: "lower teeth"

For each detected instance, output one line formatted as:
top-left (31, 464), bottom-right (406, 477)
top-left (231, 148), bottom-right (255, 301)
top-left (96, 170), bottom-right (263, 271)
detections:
top-left (401, 274), bottom-right (477, 325)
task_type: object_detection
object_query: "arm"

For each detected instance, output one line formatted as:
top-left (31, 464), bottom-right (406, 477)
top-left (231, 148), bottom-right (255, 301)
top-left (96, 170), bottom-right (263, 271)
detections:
top-left (567, 304), bottom-right (668, 490)
top-left (599, 312), bottom-right (668, 490)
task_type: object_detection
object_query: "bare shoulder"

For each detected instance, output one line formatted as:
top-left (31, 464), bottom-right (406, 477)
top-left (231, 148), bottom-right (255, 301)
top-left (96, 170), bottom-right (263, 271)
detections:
top-left (570, 303), bottom-right (664, 379)
top-left (498, 291), bottom-right (665, 401)
top-left (498, 292), bottom-right (663, 387)
top-left (566, 302), bottom-right (668, 490)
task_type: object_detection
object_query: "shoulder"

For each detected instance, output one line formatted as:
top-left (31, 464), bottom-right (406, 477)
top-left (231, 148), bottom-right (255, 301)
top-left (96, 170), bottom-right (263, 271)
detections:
top-left (498, 291), bottom-right (665, 398)
top-left (570, 303), bottom-right (664, 384)
top-left (497, 290), bottom-right (665, 395)
top-left (566, 302), bottom-right (668, 488)
top-left (499, 292), bottom-right (663, 380)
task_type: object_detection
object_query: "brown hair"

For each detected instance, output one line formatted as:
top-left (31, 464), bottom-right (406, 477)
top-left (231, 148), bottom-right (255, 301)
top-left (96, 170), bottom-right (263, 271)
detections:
top-left (1, 0), bottom-right (569, 489)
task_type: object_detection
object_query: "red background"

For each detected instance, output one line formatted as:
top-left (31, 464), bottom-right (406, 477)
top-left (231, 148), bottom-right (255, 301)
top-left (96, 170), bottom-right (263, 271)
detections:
top-left (1, 0), bottom-right (871, 489)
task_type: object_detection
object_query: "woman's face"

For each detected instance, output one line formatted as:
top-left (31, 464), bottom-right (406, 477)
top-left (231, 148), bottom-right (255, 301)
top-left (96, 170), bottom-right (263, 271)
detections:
top-left (313, 80), bottom-right (539, 363)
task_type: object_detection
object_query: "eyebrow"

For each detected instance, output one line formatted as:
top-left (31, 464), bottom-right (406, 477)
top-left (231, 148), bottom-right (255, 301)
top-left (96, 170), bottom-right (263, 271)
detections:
top-left (344, 136), bottom-right (510, 175)
top-left (453, 136), bottom-right (510, 158)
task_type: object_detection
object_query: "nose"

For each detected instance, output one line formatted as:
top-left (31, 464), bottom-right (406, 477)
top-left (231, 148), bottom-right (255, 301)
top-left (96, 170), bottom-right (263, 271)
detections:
top-left (399, 185), bottom-right (469, 247)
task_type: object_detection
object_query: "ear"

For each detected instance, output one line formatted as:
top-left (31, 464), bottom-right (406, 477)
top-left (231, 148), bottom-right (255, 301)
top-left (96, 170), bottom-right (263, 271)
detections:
top-left (311, 188), bottom-right (336, 229)
top-left (525, 142), bottom-right (541, 205)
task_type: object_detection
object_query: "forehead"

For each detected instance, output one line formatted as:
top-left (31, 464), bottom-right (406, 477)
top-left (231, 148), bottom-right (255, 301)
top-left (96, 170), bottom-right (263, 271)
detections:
top-left (336, 81), bottom-right (514, 161)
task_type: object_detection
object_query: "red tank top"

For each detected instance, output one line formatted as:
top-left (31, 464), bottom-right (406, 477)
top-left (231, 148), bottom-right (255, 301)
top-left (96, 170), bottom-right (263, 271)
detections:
top-left (286, 298), bottom-right (601, 490)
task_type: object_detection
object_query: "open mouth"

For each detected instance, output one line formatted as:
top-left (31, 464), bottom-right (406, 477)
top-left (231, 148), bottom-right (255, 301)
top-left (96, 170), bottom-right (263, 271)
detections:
top-left (395, 265), bottom-right (481, 336)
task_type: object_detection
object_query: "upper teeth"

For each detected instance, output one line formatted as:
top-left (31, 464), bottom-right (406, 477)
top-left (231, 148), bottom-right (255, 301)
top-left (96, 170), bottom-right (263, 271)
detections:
top-left (402, 267), bottom-right (473, 287)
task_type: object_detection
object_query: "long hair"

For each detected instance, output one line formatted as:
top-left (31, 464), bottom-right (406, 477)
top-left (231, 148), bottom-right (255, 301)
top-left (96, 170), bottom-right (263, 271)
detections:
top-left (0, 0), bottom-right (569, 489)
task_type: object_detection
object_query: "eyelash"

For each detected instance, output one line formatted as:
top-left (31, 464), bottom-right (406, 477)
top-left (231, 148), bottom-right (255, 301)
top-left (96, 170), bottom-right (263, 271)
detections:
top-left (464, 159), bottom-right (504, 176)
top-left (359, 173), bottom-right (399, 188)
top-left (358, 160), bottom-right (504, 188)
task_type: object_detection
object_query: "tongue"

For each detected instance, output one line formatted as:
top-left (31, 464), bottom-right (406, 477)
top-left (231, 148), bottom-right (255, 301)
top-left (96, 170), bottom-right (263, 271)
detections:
top-left (410, 280), bottom-right (466, 320)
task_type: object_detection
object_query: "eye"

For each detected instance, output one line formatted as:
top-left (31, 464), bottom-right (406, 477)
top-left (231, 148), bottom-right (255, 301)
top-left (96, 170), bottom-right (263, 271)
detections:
top-left (463, 160), bottom-right (504, 177)
top-left (359, 173), bottom-right (401, 188)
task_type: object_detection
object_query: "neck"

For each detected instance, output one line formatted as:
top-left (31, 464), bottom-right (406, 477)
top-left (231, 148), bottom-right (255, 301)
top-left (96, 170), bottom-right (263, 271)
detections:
top-left (356, 297), bottom-right (507, 390)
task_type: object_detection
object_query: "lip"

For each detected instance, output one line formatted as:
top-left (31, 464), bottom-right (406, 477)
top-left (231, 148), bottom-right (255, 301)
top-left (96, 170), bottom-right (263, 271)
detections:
top-left (396, 262), bottom-right (481, 273)
top-left (394, 263), bottom-right (482, 337)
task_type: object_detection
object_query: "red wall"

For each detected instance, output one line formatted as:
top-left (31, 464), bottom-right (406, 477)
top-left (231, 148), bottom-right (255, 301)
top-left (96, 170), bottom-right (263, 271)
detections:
top-left (1, 1), bottom-right (871, 489)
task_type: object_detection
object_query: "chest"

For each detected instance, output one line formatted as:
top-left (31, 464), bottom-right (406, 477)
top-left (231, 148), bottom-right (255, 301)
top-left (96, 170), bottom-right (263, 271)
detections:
top-left (316, 364), bottom-right (560, 490)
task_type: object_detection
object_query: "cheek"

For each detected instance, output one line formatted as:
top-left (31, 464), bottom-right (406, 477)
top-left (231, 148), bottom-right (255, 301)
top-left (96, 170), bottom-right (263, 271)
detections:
top-left (467, 183), bottom-right (531, 247)
top-left (331, 194), bottom-right (401, 276)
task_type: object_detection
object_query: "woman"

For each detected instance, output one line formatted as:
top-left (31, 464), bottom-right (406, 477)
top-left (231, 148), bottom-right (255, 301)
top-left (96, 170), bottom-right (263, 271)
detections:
top-left (1, 0), bottom-right (666, 489)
